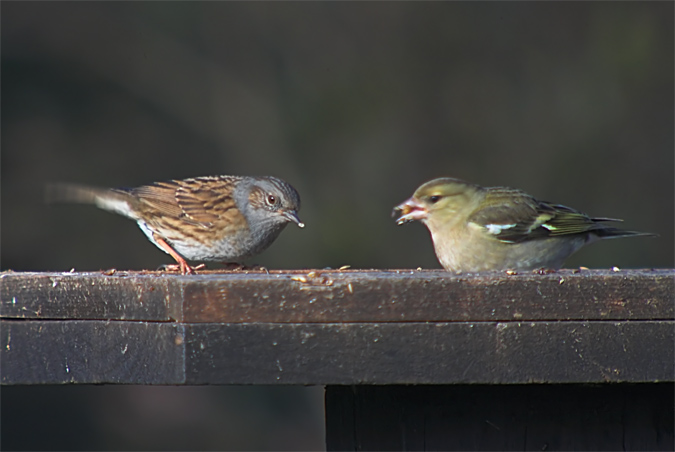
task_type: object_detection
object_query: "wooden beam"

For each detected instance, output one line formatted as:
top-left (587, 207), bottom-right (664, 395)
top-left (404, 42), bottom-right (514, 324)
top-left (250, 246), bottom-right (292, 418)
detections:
top-left (1, 270), bottom-right (673, 385)
top-left (2, 269), bottom-right (672, 322)
top-left (325, 384), bottom-right (675, 451)
top-left (2, 321), bottom-right (184, 384)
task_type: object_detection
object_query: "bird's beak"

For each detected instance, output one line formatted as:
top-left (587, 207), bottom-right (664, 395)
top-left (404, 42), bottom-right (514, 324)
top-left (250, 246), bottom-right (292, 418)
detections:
top-left (281, 210), bottom-right (305, 228)
top-left (392, 198), bottom-right (428, 225)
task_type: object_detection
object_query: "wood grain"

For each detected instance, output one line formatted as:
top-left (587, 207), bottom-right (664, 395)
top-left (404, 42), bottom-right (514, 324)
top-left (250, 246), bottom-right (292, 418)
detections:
top-left (2, 269), bottom-right (672, 322)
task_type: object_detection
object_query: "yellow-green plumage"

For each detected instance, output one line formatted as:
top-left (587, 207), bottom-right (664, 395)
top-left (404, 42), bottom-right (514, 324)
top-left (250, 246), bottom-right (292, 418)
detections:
top-left (393, 177), bottom-right (653, 272)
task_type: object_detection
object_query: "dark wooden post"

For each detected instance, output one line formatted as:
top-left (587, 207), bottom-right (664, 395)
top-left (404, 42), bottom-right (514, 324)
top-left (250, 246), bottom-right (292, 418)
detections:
top-left (2, 269), bottom-right (673, 449)
top-left (325, 383), bottom-right (674, 451)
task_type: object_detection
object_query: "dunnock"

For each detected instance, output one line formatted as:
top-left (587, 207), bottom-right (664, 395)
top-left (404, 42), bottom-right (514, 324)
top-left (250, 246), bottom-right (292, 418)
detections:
top-left (47, 175), bottom-right (304, 274)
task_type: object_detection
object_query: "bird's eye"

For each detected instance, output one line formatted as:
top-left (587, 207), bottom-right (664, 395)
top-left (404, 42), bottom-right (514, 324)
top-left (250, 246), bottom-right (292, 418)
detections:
top-left (266, 194), bottom-right (277, 206)
top-left (429, 195), bottom-right (442, 203)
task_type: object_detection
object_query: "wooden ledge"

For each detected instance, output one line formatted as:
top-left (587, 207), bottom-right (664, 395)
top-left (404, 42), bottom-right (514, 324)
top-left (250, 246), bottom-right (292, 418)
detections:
top-left (2, 269), bottom-right (672, 322)
top-left (1, 269), bottom-right (673, 385)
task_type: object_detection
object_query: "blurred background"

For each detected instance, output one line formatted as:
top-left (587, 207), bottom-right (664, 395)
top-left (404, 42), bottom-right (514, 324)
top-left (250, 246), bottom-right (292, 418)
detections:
top-left (2, 2), bottom-right (672, 450)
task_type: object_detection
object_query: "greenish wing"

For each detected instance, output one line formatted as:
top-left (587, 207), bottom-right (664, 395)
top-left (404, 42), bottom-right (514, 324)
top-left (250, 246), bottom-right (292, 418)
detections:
top-left (468, 189), bottom-right (601, 243)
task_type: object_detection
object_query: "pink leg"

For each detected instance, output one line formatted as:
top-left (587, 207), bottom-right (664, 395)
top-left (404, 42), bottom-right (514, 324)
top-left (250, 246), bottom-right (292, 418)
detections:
top-left (153, 236), bottom-right (197, 275)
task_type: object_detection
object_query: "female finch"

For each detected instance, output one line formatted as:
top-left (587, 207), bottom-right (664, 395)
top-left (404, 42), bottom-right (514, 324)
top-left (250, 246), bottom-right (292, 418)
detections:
top-left (393, 177), bottom-right (653, 272)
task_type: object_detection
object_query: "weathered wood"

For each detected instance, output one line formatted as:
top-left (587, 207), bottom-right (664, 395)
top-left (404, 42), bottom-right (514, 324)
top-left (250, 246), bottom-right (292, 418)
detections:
top-left (325, 384), bottom-right (675, 451)
top-left (2, 269), bottom-right (673, 322)
top-left (181, 321), bottom-right (675, 384)
top-left (1, 272), bottom-right (183, 321)
top-left (2, 320), bottom-right (672, 385)
top-left (2, 270), bottom-right (673, 450)
top-left (2, 270), bottom-right (673, 385)
top-left (1, 320), bottom-right (184, 384)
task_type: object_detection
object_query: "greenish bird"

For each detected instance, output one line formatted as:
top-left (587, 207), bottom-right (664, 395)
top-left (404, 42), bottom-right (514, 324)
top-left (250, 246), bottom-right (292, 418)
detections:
top-left (393, 177), bottom-right (654, 272)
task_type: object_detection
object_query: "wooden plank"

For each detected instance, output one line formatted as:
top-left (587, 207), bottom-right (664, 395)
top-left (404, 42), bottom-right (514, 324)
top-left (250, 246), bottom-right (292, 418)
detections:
top-left (1, 320), bottom-right (185, 384)
top-left (2, 269), bottom-right (673, 322)
top-left (324, 386), bottom-right (357, 451)
top-left (3, 319), bottom-right (671, 385)
top-left (1, 272), bottom-right (183, 321)
top-left (325, 384), bottom-right (675, 451)
top-left (2, 270), bottom-right (673, 385)
top-left (181, 268), bottom-right (674, 322)
top-left (184, 321), bottom-right (674, 385)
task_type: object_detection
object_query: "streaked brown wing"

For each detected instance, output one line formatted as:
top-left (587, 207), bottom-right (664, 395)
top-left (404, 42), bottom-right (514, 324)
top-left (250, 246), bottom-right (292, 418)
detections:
top-left (176, 176), bottom-right (244, 228)
top-left (124, 181), bottom-right (185, 219)
top-left (129, 179), bottom-right (221, 228)
top-left (128, 176), bottom-right (243, 229)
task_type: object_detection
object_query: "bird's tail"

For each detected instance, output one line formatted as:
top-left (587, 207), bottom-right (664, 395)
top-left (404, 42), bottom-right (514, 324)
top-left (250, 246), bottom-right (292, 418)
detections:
top-left (591, 220), bottom-right (657, 240)
top-left (45, 183), bottom-right (137, 219)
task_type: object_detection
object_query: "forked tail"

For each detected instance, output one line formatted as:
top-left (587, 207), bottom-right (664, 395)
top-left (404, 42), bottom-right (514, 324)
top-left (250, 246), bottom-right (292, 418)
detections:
top-left (592, 221), bottom-right (656, 240)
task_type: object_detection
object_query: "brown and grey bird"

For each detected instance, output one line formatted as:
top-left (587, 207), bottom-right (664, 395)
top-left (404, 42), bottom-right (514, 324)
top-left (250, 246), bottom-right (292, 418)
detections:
top-left (47, 175), bottom-right (304, 274)
top-left (393, 177), bottom-right (653, 272)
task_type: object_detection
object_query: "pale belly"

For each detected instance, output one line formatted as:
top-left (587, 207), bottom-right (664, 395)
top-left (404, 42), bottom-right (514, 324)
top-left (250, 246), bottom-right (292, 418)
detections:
top-left (136, 221), bottom-right (286, 262)
top-left (432, 228), bottom-right (590, 272)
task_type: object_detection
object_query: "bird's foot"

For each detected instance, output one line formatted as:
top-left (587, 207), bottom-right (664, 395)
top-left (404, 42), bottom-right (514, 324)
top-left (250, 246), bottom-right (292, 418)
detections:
top-left (158, 263), bottom-right (206, 275)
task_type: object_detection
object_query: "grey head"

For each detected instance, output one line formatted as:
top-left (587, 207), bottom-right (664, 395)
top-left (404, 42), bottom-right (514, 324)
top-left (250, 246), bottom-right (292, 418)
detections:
top-left (233, 176), bottom-right (303, 253)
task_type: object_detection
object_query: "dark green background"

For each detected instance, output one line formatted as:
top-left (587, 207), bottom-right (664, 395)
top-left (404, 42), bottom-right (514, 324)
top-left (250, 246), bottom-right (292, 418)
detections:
top-left (2, 2), bottom-right (672, 450)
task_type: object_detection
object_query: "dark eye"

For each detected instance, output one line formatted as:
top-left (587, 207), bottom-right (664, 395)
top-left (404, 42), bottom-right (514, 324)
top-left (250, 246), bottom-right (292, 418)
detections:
top-left (266, 194), bottom-right (277, 206)
top-left (429, 195), bottom-right (442, 203)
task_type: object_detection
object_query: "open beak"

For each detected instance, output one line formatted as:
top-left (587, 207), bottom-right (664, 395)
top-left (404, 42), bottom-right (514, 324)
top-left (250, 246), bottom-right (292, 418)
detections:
top-left (392, 198), bottom-right (428, 225)
top-left (281, 210), bottom-right (305, 228)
